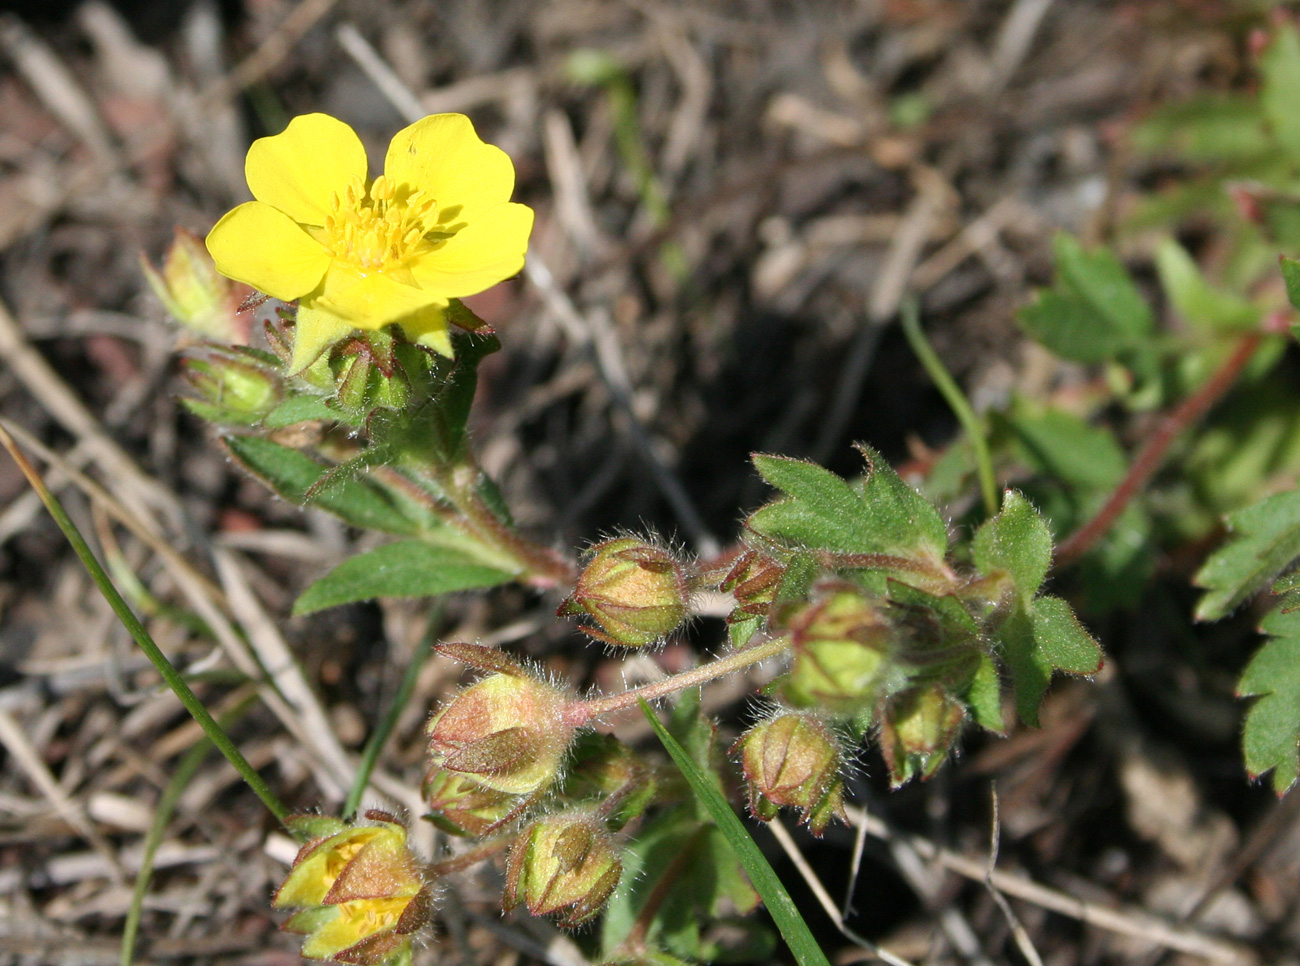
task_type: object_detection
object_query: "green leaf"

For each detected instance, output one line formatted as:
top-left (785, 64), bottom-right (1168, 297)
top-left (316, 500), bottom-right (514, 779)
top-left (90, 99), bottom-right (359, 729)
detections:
top-left (749, 454), bottom-right (875, 552)
top-left (262, 393), bottom-right (341, 429)
top-left (856, 445), bottom-right (949, 561)
top-left (965, 653), bottom-right (1004, 733)
top-left (999, 596), bottom-right (1102, 727)
top-left (972, 490), bottom-right (1052, 605)
top-left (748, 450), bottom-right (947, 563)
top-left (1193, 490), bottom-right (1300, 621)
top-left (1274, 571), bottom-right (1300, 613)
top-left (1155, 237), bottom-right (1262, 333)
top-left (293, 540), bottom-right (515, 615)
top-left (1129, 94), bottom-right (1271, 163)
top-left (1015, 234), bottom-right (1153, 364)
top-left (1281, 256), bottom-right (1300, 314)
top-left (639, 700), bottom-right (832, 966)
top-left (1004, 401), bottom-right (1127, 492)
top-left (225, 435), bottom-right (422, 535)
top-left (1240, 606), bottom-right (1300, 795)
top-left (1261, 24), bottom-right (1300, 157)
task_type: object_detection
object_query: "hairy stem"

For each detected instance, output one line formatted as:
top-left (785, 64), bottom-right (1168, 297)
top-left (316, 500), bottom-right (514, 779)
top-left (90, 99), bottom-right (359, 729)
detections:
top-left (571, 635), bottom-right (792, 724)
top-left (1053, 331), bottom-right (1267, 569)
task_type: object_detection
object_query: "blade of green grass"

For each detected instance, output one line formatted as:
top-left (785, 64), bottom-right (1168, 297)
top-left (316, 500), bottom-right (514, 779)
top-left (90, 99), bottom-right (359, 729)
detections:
top-left (639, 699), bottom-right (832, 966)
top-left (343, 617), bottom-right (437, 819)
top-left (121, 689), bottom-right (257, 966)
top-left (0, 424), bottom-right (290, 823)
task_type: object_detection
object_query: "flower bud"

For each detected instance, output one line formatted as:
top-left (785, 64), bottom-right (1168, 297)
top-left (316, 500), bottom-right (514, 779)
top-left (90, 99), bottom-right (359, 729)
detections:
top-left (426, 672), bottom-right (574, 831)
top-left (558, 537), bottom-right (690, 647)
top-left (422, 768), bottom-right (530, 837)
top-left (559, 732), bottom-right (658, 830)
top-left (879, 685), bottom-right (966, 786)
top-left (182, 348), bottom-right (282, 425)
top-left (274, 811), bottom-right (432, 965)
top-left (781, 586), bottom-right (895, 712)
top-left (721, 550), bottom-right (783, 623)
top-left (735, 712), bottom-right (846, 836)
top-left (503, 812), bottom-right (622, 927)
top-left (141, 228), bottom-right (251, 343)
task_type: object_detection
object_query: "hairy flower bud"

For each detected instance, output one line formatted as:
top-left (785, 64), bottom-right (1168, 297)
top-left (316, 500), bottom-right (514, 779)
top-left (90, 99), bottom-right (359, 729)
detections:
top-left (503, 812), bottom-right (622, 927)
top-left (182, 348), bottom-right (282, 425)
top-left (274, 811), bottom-right (432, 965)
top-left (735, 712), bottom-right (846, 835)
top-left (879, 685), bottom-right (966, 786)
top-left (142, 228), bottom-right (251, 343)
top-left (426, 672), bottom-right (574, 831)
top-left (721, 550), bottom-right (783, 623)
top-left (422, 768), bottom-right (529, 837)
top-left (782, 586), bottom-right (895, 711)
top-left (558, 537), bottom-right (690, 647)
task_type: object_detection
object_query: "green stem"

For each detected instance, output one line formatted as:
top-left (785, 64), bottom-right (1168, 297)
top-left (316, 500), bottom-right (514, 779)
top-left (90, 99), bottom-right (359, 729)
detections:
top-left (572, 636), bottom-right (792, 724)
top-left (0, 425), bottom-right (291, 823)
top-left (121, 691), bottom-right (257, 966)
top-left (899, 298), bottom-right (999, 517)
top-left (343, 618), bottom-right (438, 819)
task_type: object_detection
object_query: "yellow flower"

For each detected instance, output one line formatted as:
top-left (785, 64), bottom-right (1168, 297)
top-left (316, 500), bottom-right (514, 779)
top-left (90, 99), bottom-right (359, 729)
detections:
top-left (205, 113), bottom-right (533, 371)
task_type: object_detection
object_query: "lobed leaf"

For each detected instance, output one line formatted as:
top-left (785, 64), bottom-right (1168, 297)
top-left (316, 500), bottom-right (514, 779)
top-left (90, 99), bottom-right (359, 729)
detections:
top-left (998, 595), bottom-right (1102, 727)
top-left (1240, 606), bottom-right (1300, 795)
top-left (1193, 489), bottom-right (1300, 621)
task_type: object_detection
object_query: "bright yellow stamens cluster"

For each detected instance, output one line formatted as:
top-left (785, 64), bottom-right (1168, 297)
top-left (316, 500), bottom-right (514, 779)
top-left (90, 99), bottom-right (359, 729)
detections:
top-left (322, 175), bottom-right (438, 273)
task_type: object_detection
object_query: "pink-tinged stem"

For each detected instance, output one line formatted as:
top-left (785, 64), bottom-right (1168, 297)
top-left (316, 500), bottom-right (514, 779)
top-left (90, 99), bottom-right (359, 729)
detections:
top-left (567, 635), bottom-right (793, 726)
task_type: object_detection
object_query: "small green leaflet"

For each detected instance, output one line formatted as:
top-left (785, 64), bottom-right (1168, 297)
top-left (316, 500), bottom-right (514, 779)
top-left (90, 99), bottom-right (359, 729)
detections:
top-left (1282, 256), bottom-right (1300, 315)
top-left (1193, 489), bottom-right (1300, 622)
top-left (997, 596), bottom-right (1103, 727)
top-left (1015, 234), bottom-right (1154, 365)
top-left (293, 540), bottom-right (515, 615)
top-left (1155, 237), bottom-right (1261, 333)
top-left (1241, 606), bottom-right (1300, 795)
top-left (1260, 23), bottom-right (1300, 158)
top-left (973, 490), bottom-right (1052, 606)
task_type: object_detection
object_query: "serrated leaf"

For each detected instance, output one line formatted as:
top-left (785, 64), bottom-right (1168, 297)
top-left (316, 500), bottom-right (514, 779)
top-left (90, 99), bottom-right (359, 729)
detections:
top-left (225, 436), bottom-right (423, 535)
top-left (1261, 24), bottom-right (1300, 157)
top-left (293, 540), bottom-right (515, 615)
top-left (749, 455), bottom-right (875, 552)
top-left (999, 596), bottom-right (1102, 727)
top-left (749, 451), bottom-right (947, 564)
top-left (856, 445), bottom-right (949, 561)
top-left (1241, 607), bottom-right (1300, 795)
top-left (1194, 490), bottom-right (1300, 621)
top-left (1155, 237), bottom-right (1262, 333)
top-left (1015, 234), bottom-right (1153, 364)
top-left (973, 491), bottom-right (1052, 605)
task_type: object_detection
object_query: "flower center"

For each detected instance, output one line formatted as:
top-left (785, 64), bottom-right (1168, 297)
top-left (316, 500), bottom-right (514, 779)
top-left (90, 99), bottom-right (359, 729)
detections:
top-left (322, 174), bottom-right (437, 273)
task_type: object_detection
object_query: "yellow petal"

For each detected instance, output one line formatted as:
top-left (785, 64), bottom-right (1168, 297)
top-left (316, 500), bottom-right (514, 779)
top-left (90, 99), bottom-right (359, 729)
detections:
top-left (398, 304), bottom-right (454, 357)
top-left (408, 203), bottom-right (533, 299)
top-left (290, 303), bottom-right (354, 374)
top-left (205, 201), bottom-right (330, 301)
top-left (315, 264), bottom-right (448, 329)
top-left (384, 114), bottom-right (515, 231)
top-left (246, 114), bottom-right (368, 226)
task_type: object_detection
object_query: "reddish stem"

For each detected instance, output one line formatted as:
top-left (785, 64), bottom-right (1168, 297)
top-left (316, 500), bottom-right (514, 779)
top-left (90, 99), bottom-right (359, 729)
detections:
top-left (1053, 332), bottom-right (1266, 569)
